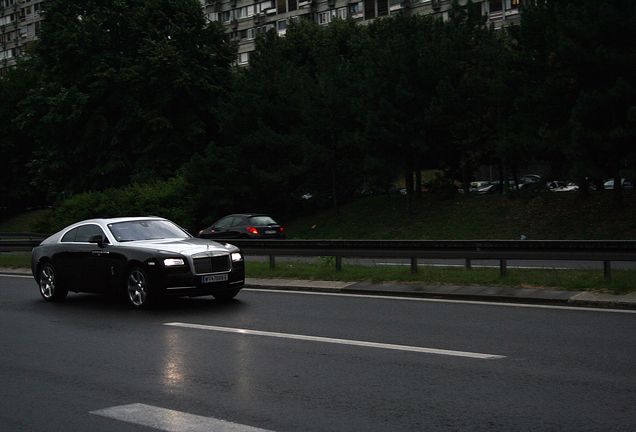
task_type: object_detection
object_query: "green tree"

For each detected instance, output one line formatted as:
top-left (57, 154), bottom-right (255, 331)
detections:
top-left (358, 13), bottom-right (446, 214)
top-left (295, 19), bottom-right (367, 215)
top-left (513, 0), bottom-right (636, 203)
top-left (0, 66), bottom-right (42, 208)
top-left (223, 19), bottom-right (367, 217)
top-left (18, 0), bottom-right (235, 200)
top-left (219, 28), bottom-right (308, 219)
top-left (431, 5), bottom-right (500, 194)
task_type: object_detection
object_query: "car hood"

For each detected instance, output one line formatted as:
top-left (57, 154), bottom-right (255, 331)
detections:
top-left (121, 238), bottom-right (235, 255)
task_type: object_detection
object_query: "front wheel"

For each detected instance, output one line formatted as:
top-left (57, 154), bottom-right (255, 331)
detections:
top-left (126, 267), bottom-right (154, 309)
top-left (38, 263), bottom-right (68, 302)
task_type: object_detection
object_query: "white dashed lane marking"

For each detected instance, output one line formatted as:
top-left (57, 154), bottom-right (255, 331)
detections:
top-left (91, 403), bottom-right (276, 432)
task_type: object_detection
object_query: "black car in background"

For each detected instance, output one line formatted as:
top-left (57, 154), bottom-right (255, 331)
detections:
top-left (198, 214), bottom-right (285, 239)
top-left (31, 217), bottom-right (245, 308)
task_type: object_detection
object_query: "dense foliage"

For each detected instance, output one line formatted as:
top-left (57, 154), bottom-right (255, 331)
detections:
top-left (1, 0), bottom-right (635, 232)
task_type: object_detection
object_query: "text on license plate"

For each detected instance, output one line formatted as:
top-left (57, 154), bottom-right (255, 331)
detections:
top-left (265, 230), bottom-right (276, 234)
top-left (202, 274), bottom-right (229, 283)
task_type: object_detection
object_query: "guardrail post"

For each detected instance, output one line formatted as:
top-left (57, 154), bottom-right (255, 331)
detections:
top-left (604, 261), bottom-right (611, 280)
top-left (335, 256), bottom-right (342, 272)
top-left (500, 259), bottom-right (507, 277)
top-left (410, 258), bottom-right (417, 274)
top-left (269, 255), bottom-right (276, 269)
top-left (465, 259), bottom-right (472, 270)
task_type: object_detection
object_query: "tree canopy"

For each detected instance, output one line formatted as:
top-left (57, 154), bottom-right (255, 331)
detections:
top-left (16, 0), bottom-right (235, 199)
top-left (1, 0), bottom-right (635, 229)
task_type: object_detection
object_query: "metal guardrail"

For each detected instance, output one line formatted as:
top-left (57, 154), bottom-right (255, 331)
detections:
top-left (0, 232), bottom-right (49, 252)
top-left (3, 235), bottom-right (635, 279)
top-left (227, 239), bottom-right (636, 279)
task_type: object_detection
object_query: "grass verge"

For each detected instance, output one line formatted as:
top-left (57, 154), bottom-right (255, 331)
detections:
top-left (245, 261), bottom-right (636, 296)
top-left (0, 253), bottom-right (31, 269)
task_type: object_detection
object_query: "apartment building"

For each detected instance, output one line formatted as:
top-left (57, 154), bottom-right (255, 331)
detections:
top-left (0, 0), bottom-right (44, 75)
top-left (0, 0), bottom-right (525, 75)
top-left (204, 0), bottom-right (526, 66)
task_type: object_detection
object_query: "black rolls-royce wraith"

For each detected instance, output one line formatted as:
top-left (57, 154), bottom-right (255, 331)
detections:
top-left (31, 217), bottom-right (245, 308)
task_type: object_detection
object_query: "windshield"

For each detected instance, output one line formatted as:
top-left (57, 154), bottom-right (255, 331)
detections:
top-left (108, 220), bottom-right (190, 242)
top-left (249, 216), bottom-right (277, 225)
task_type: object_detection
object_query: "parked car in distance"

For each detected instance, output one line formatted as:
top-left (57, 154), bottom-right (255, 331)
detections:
top-left (604, 178), bottom-right (634, 190)
top-left (31, 217), bottom-right (245, 308)
top-left (198, 214), bottom-right (285, 240)
top-left (547, 181), bottom-right (579, 192)
top-left (469, 181), bottom-right (491, 192)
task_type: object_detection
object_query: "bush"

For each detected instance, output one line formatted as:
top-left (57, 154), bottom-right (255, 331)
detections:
top-left (34, 177), bottom-right (195, 233)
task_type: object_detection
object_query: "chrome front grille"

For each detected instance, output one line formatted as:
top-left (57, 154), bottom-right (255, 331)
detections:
top-left (193, 254), bottom-right (231, 274)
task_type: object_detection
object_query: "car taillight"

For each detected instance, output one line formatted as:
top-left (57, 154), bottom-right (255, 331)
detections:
top-left (279, 227), bottom-right (284, 232)
top-left (246, 227), bottom-right (259, 234)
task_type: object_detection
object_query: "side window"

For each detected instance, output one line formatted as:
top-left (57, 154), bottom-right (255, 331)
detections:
top-left (231, 217), bottom-right (245, 227)
top-left (75, 224), bottom-right (107, 243)
top-left (61, 227), bottom-right (78, 242)
top-left (216, 217), bottom-right (234, 229)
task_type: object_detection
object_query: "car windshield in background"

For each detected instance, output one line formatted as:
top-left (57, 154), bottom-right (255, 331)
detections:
top-left (249, 216), bottom-right (277, 225)
top-left (108, 220), bottom-right (190, 242)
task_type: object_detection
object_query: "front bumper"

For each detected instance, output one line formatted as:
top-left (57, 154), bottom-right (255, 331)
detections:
top-left (156, 261), bottom-right (245, 298)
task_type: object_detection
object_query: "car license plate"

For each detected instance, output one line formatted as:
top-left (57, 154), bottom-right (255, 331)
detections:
top-left (202, 274), bottom-right (229, 283)
top-left (265, 230), bottom-right (276, 234)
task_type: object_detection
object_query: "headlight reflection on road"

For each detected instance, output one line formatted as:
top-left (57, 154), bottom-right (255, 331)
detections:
top-left (160, 324), bottom-right (259, 402)
top-left (160, 327), bottom-right (187, 389)
top-left (234, 335), bottom-right (258, 402)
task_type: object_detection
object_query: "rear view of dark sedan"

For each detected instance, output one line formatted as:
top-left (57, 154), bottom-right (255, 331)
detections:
top-left (198, 214), bottom-right (285, 240)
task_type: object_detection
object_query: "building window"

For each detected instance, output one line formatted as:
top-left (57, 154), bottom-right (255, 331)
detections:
top-left (318, 11), bottom-right (331, 25)
top-left (364, 0), bottom-right (374, 20)
top-left (255, 23), bottom-right (275, 36)
top-left (489, 0), bottom-right (503, 13)
top-left (506, 0), bottom-right (520, 10)
top-left (237, 5), bottom-right (255, 19)
top-left (349, 2), bottom-right (363, 19)
top-left (220, 10), bottom-right (233, 22)
top-left (277, 19), bottom-right (287, 35)
top-left (377, 0), bottom-right (388, 16)
top-left (238, 52), bottom-right (249, 65)
top-left (277, 0), bottom-right (286, 14)
top-left (258, 0), bottom-right (274, 12)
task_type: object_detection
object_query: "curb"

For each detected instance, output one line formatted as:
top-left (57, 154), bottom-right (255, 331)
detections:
top-left (245, 278), bottom-right (636, 309)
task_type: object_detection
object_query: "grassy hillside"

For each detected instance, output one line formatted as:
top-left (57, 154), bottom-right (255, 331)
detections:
top-left (2, 190), bottom-right (636, 240)
top-left (285, 191), bottom-right (636, 240)
top-left (3, 192), bottom-right (635, 294)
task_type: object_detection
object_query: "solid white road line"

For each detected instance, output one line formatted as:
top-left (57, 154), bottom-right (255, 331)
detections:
top-left (245, 288), bottom-right (636, 314)
top-left (91, 403), bottom-right (276, 432)
top-left (164, 322), bottom-right (506, 360)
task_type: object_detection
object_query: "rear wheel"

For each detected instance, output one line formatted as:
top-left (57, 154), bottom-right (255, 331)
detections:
top-left (38, 263), bottom-right (68, 302)
top-left (126, 267), bottom-right (153, 309)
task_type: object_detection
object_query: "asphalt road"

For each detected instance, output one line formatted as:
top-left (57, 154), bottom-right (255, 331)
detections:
top-left (2, 274), bottom-right (636, 432)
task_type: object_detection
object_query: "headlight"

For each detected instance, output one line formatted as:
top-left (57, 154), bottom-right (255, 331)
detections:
top-left (164, 258), bottom-right (185, 266)
top-left (231, 252), bottom-right (242, 262)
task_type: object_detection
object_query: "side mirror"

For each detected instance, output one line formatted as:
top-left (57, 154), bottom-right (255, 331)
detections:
top-left (88, 234), bottom-right (107, 247)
